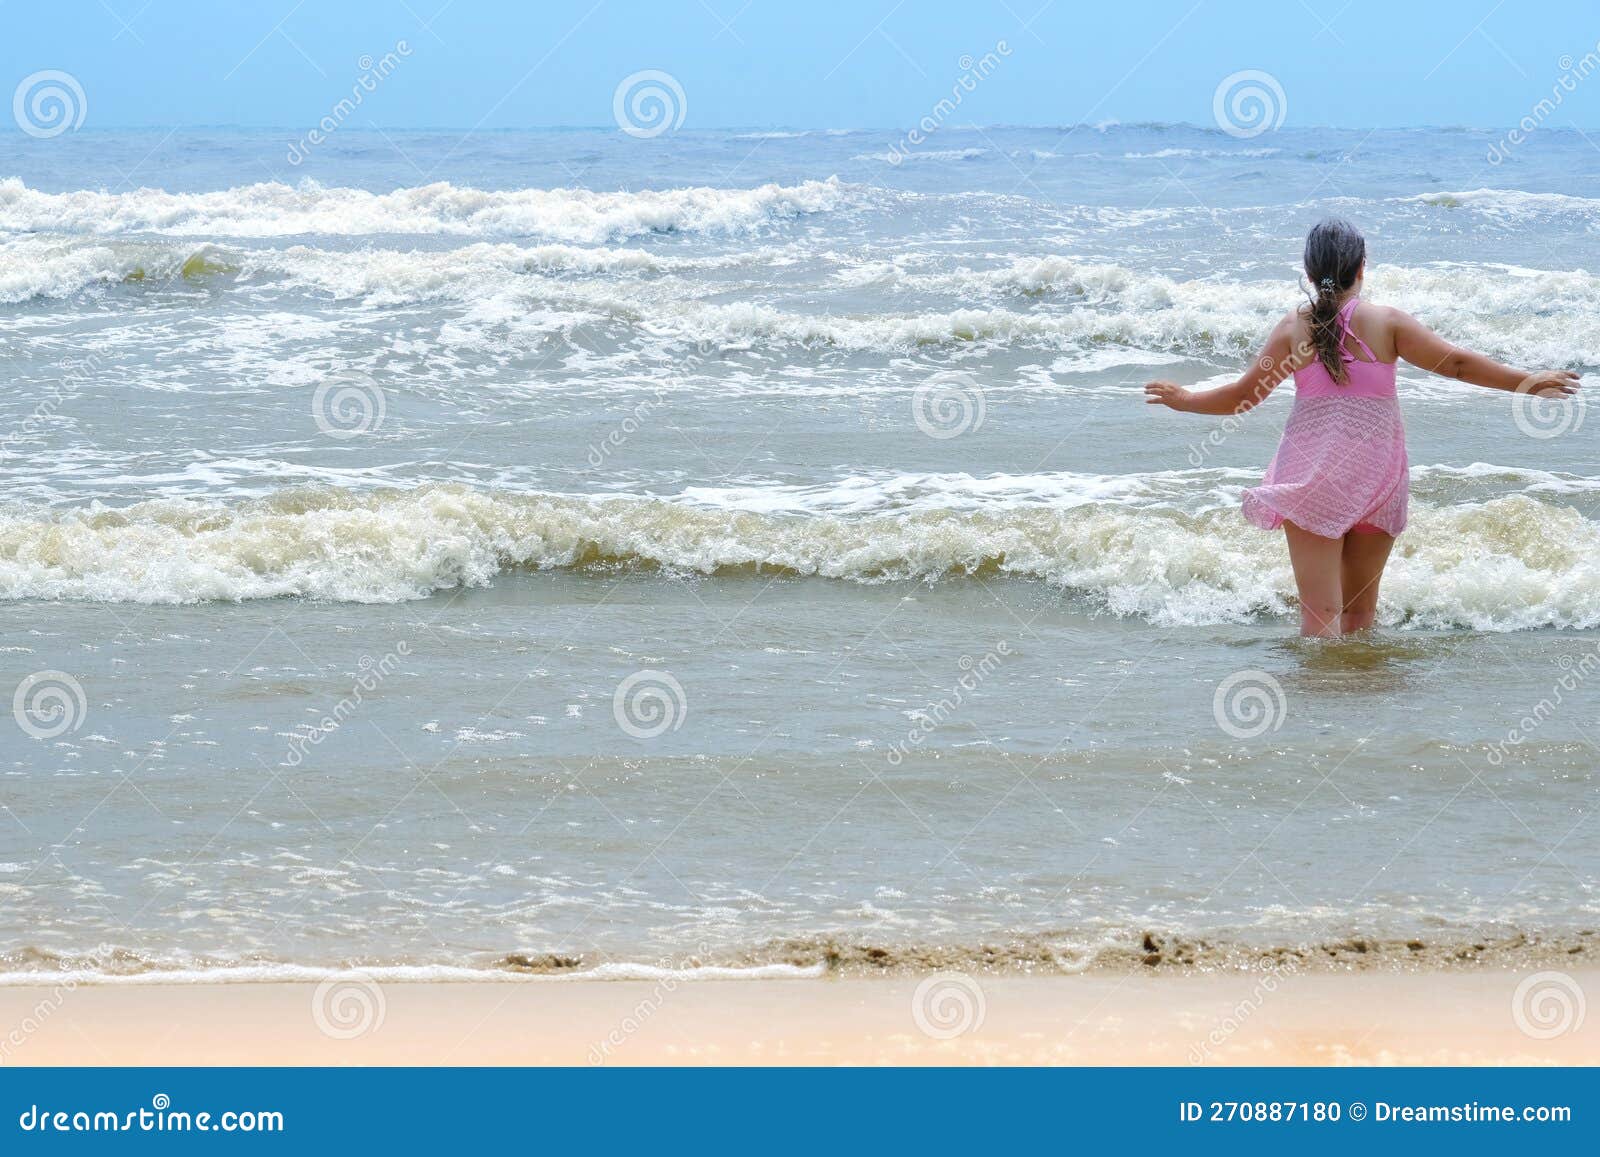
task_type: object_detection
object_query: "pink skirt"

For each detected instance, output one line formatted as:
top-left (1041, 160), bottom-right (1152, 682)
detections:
top-left (1242, 394), bottom-right (1409, 539)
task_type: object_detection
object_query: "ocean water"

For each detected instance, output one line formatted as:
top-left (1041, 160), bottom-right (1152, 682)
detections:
top-left (1, 126), bottom-right (1597, 980)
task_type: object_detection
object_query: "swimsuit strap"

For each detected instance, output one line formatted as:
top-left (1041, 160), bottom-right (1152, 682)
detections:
top-left (1336, 297), bottom-right (1378, 364)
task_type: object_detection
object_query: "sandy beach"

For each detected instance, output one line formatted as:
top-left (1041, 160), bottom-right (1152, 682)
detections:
top-left (2, 970), bottom-right (1594, 1066)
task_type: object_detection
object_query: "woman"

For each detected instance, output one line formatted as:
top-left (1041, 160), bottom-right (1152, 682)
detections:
top-left (1145, 217), bottom-right (1580, 638)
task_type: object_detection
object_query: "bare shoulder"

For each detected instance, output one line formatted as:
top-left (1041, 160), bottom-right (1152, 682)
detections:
top-left (1363, 302), bottom-right (1401, 320)
top-left (1278, 307), bottom-right (1310, 342)
top-left (1349, 301), bottom-right (1403, 361)
top-left (1360, 303), bottom-right (1416, 334)
top-left (1278, 306), bottom-right (1315, 361)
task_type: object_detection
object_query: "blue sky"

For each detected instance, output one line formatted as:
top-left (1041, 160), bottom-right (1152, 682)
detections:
top-left (5, 0), bottom-right (1600, 130)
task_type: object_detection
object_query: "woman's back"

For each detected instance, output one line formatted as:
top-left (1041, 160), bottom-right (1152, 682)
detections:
top-left (1288, 299), bottom-right (1398, 399)
top-left (1244, 294), bottom-right (1408, 538)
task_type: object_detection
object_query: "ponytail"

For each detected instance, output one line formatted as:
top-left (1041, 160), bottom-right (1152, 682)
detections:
top-left (1301, 218), bottom-right (1366, 385)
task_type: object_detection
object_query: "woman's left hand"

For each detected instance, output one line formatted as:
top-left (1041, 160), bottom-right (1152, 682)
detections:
top-left (1143, 380), bottom-right (1191, 410)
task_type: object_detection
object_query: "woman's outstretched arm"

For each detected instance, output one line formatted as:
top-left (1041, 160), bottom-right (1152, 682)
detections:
top-left (1389, 308), bottom-right (1580, 397)
top-left (1144, 314), bottom-right (1303, 415)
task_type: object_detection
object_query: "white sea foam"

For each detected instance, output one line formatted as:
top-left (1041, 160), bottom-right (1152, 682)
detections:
top-left (0, 236), bottom-right (240, 302)
top-left (627, 262), bottom-right (1600, 362)
top-left (8, 235), bottom-right (1600, 382)
top-left (1408, 188), bottom-right (1600, 219)
top-left (851, 148), bottom-right (987, 163)
top-left (0, 176), bottom-right (852, 242)
top-left (1412, 463), bottom-right (1600, 495)
top-left (1048, 349), bottom-right (1187, 374)
top-left (1123, 147), bottom-right (1280, 159)
top-left (0, 960), bottom-right (826, 985)
top-left (0, 233), bottom-right (784, 306)
top-left (244, 241), bottom-right (709, 304)
top-left (9, 223), bottom-right (1599, 364)
top-left (730, 128), bottom-right (858, 140)
top-left (1, 480), bottom-right (1594, 629)
top-left (464, 254), bottom-right (1600, 362)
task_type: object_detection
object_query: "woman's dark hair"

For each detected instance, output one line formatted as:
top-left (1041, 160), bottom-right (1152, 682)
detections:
top-left (1302, 217), bottom-right (1366, 384)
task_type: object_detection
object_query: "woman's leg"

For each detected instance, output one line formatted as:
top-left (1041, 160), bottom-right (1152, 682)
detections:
top-left (1283, 521), bottom-right (1345, 638)
top-left (1339, 530), bottom-right (1395, 634)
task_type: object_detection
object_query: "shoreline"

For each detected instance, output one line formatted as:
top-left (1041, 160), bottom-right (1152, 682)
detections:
top-left (3, 928), bottom-right (1594, 983)
top-left (2, 970), bottom-right (1594, 1066)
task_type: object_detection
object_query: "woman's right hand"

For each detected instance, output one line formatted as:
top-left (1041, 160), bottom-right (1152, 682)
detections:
top-left (1518, 369), bottom-right (1582, 398)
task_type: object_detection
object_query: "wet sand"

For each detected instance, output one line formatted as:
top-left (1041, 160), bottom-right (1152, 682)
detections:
top-left (2, 970), bottom-right (1594, 1066)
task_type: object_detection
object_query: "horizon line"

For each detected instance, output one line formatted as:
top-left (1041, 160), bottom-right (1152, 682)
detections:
top-left (2, 121), bottom-right (1590, 135)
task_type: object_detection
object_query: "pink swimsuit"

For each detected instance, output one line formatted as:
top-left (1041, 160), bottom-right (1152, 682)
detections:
top-left (1241, 298), bottom-right (1408, 539)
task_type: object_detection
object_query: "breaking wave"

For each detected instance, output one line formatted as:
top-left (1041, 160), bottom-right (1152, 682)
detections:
top-left (1, 478), bottom-right (1596, 629)
top-left (1409, 187), bottom-right (1600, 221)
top-left (0, 176), bottom-right (852, 242)
top-left (8, 234), bottom-right (1597, 364)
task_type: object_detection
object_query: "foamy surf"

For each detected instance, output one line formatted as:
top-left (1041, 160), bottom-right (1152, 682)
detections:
top-left (2, 480), bottom-right (1595, 628)
top-left (0, 237), bottom-right (239, 302)
top-left (0, 960), bottom-right (827, 986)
top-left (8, 233), bottom-right (1597, 365)
top-left (0, 176), bottom-right (853, 242)
top-left (1408, 187), bottom-right (1600, 220)
top-left (657, 263), bottom-right (1600, 361)
top-left (0, 235), bottom-right (721, 303)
